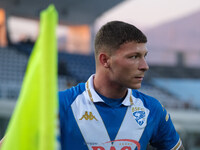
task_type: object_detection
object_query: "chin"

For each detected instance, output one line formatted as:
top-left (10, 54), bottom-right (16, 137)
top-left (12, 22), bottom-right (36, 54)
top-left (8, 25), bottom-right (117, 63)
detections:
top-left (129, 84), bottom-right (141, 89)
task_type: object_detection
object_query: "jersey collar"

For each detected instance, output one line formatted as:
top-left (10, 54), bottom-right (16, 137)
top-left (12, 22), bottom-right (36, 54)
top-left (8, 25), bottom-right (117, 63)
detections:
top-left (86, 75), bottom-right (134, 106)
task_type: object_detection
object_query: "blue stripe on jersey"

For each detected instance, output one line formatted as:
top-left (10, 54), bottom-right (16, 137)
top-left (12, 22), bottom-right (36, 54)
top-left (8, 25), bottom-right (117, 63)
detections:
top-left (94, 89), bottom-right (128, 142)
top-left (95, 103), bottom-right (127, 141)
top-left (96, 91), bottom-right (124, 107)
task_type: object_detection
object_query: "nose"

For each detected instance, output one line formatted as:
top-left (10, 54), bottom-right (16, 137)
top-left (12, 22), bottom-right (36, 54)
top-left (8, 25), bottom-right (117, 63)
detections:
top-left (139, 58), bottom-right (149, 71)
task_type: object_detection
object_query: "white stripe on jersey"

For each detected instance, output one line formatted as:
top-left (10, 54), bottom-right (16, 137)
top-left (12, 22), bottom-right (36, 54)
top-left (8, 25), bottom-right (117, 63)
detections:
top-left (71, 76), bottom-right (150, 150)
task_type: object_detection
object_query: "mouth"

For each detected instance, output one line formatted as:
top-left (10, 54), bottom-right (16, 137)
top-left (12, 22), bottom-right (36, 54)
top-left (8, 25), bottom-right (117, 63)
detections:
top-left (134, 76), bottom-right (144, 81)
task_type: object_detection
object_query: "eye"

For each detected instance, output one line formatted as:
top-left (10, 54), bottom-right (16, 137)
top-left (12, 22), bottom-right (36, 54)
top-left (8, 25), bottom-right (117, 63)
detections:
top-left (132, 56), bottom-right (137, 59)
top-left (130, 55), bottom-right (138, 59)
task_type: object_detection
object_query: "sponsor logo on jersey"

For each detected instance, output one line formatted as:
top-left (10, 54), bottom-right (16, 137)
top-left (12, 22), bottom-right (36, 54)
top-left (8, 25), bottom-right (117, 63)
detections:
top-left (90, 139), bottom-right (140, 150)
top-left (79, 111), bottom-right (98, 121)
top-left (132, 107), bottom-right (145, 126)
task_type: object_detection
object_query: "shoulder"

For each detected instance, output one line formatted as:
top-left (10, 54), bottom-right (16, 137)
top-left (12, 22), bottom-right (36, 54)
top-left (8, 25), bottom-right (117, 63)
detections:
top-left (133, 90), bottom-right (181, 149)
top-left (132, 89), bottom-right (163, 112)
top-left (131, 89), bottom-right (166, 125)
top-left (59, 83), bottom-right (86, 110)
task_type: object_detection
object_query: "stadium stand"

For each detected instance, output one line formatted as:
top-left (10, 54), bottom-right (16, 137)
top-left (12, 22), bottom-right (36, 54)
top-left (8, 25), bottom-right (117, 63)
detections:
top-left (139, 84), bottom-right (187, 109)
top-left (147, 65), bottom-right (200, 79)
top-left (58, 52), bottom-right (95, 82)
top-left (0, 47), bottom-right (28, 100)
top-left (0, 46), bottom-right (96, 100)
top-left (152, 78), bottom-right (200, 109)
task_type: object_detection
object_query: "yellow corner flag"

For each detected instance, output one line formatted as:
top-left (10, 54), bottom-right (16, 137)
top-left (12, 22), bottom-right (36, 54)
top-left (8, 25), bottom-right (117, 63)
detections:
top-left (1, 4), bottom-right (58, 150)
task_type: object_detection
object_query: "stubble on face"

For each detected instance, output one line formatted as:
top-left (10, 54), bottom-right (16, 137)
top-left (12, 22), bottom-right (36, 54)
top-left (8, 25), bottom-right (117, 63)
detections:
top-left (108, 42), bottom-right (149, 90)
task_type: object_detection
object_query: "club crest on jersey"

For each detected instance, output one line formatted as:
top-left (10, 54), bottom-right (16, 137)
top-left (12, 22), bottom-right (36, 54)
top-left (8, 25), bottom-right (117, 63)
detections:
top-left (132, 107), bottom-right (146, 126)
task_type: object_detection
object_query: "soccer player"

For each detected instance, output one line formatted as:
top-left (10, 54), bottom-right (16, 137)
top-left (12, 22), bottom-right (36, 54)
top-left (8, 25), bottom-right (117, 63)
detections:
top-left (59, 21), bottom-right (184, 150)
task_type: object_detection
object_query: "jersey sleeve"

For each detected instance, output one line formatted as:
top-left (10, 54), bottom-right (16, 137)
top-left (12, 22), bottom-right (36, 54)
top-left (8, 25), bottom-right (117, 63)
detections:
top-left (150, 104), bottom-right (181, 149)
top-left (58, 83), bottom-right (86, 124)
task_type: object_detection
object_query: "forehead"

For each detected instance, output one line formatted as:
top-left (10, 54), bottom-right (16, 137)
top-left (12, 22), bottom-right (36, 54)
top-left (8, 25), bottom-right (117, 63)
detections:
top-left (115, 41), bottom-right (148, 55)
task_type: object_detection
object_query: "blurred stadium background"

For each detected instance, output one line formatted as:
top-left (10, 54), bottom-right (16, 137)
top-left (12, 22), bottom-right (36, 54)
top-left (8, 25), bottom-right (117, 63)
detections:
top-left (0, 0), bottom-right (200, 149)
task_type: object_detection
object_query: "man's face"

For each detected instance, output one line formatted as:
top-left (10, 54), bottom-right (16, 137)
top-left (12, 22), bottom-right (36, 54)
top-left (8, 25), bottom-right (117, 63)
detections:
top-left (108, 41), bottom-right (149, 89)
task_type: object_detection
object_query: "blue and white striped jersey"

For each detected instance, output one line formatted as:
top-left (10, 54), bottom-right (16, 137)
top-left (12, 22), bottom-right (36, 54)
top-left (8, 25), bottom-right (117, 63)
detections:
top-left (59, 75), bottom-right (181, 150)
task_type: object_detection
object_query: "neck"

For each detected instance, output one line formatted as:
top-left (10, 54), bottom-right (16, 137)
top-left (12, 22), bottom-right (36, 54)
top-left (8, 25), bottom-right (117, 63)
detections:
top-left (93, 73), bottom-right (128, 99)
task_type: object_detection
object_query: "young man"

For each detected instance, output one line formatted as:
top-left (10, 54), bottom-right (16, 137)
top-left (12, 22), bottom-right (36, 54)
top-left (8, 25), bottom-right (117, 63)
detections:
top-left (59, 21), bottom-right (184, 150)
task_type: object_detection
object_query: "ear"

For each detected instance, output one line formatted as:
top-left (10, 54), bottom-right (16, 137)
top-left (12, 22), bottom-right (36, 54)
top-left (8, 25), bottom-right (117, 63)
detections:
top-left (99, 53), bottom-right (110, 68)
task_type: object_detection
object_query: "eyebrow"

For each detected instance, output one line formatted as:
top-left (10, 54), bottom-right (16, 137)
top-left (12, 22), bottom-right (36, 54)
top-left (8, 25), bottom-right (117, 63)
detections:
top-left (128, 51), bottom-right (148, 56)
